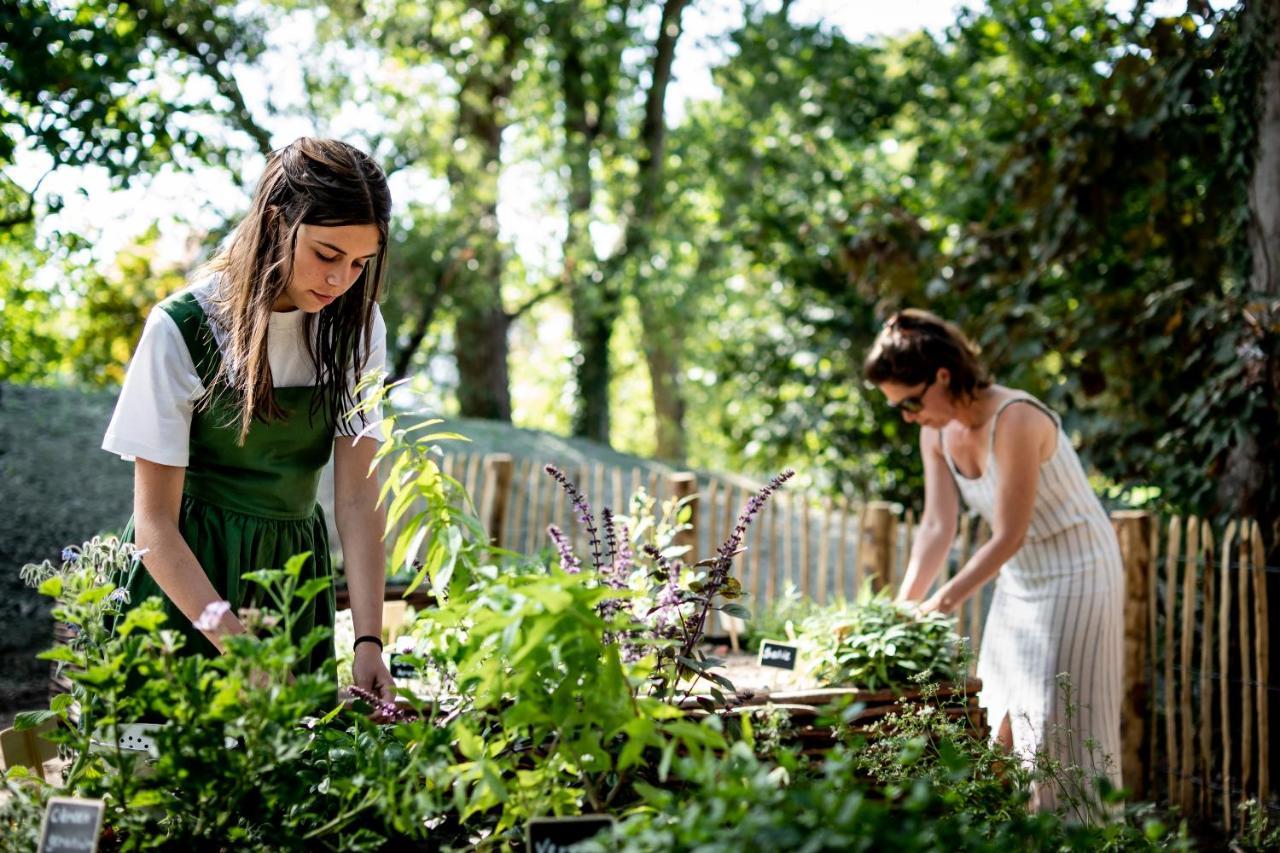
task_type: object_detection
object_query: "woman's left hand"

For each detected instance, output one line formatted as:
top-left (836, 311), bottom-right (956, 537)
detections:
top-left (917, 589), bottom-right (954, 616)
top-left (353, 643), bottom-right (397, 703)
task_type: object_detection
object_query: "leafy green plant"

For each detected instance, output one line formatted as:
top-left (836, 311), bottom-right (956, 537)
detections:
top-left (3, 539), bottom-right (461, 851)
top-left (797, 584), bottom-right (965, 690)
top-left (741, 582), bottom-right (819, 653)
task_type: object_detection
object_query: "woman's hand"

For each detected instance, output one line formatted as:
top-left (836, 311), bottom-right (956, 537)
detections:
top-left (353, 643), bottom-right (397, 703)
top-left (917, 589), bottom-right (954, 616)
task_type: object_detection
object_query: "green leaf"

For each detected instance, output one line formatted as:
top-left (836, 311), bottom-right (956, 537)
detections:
top-left (38, 576), bottom-right (63, 598)
top-left (294, 577), bottom-right (332, 605)
top-left (283, 552), bottom-right (313, 579)
top-left (14, 710), bottom-right (56, 731)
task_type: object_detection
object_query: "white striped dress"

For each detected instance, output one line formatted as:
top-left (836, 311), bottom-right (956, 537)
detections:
top-left (941, 393), bottom-right (1124, 814)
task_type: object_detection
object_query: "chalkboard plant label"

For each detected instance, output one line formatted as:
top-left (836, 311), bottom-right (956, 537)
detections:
top-left (526, 815), bottom-right (616, 851)
top-left (38, 797), bottom-right (104, 853)
top-left (388, 652), bottom-right (417, 680)
top-left (758, 640), bottom-right (799, 670)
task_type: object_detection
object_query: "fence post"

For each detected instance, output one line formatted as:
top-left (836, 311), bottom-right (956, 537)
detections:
top-left (481, 453), bottom-right (515, 547)
top-left (1112, 509), bottom-right (1155, 800)
top-left (668, 472), bottom-right (699, 557)
top-left (858, 501), bottom-right (896, 592)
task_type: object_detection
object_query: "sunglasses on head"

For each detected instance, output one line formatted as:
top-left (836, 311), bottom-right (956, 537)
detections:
top-left (888, 376), bottom-right (934, 414)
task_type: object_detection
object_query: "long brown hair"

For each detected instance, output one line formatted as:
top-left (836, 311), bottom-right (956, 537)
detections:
top-left (863, 308), bottom-right (992, 402)
top-left (201, 138), bottom-right (391, 443)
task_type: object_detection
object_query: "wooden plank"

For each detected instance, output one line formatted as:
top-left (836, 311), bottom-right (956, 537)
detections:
top-left (506, 458), bottom-right (527, 553)
top-left (612, 467), bottom-right (624, 525)
top-left (748, 487), bottom-right (765, 607)
top-left (1217, 513), bottom-right (1233, 831)
top-left (766, 495), bottom-right (779, 604)
top-left (1112, 510), bottom-right (1154, 801)
top-left (722, 482), bottom-right (737, 558)
top-left (481, 454), bottom-right (515, 548)
top-left (858, 502), bottom-right (896, 593)
top-left (1162, 515), bottom-right (1182, 802)
top-left (817, 497), bottom-right (834, 605)
top-left (464, 452), bottom-right (482, 508)
top-left (1178, 516), bottom-right (1200, 810)
top-left (1147, 509), bottom-right (1162, 803)
top-left (1198, 519), bottom-right (1224, 819)
top-left (669, 472), bottom-right (698, 560)
top-left (800, 493), bottom-right (813, 600)
top-left (837, 496), bottom-right (851, 599)
top-left (535, 462), bottom-right (555, 552)
top-left (781, 494), bottom-right (795, 592)
top-left (706, 479), bottom-right (721, 559)
top-left (853, 502), bottom-right (869, 595)
top-left (1237, 517), bottom-right (1254, 803)
top-left (1251, 520), bottom-right (1270, 804)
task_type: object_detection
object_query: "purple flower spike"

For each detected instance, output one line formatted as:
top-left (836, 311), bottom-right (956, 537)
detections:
top-left (547, 525), bottom-right (582, 574)
top-left (544, 465), bottom-right (603, 571)
top-left (348, 685), bottom-right (417, 724)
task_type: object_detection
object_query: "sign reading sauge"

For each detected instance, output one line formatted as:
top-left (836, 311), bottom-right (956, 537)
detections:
top-left (38, 796), bottom-right (104, 853)
top-left (758, 640), bottom-right (799, 671)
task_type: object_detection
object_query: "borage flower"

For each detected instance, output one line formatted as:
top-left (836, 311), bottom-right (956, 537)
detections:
top-left (192, 599), bottom-right (231, 632)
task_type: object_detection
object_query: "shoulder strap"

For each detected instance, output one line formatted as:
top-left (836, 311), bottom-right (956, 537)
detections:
top-left (988, 394), bottom-right (1060, 455)
top-left (157, 290), bottom-right (221, 388)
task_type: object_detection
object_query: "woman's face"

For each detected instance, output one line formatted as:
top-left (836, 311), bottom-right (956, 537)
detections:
top-left (877, 370), bottom-right (951, 428)
top-left (276, 223), bottom-right (382, 313)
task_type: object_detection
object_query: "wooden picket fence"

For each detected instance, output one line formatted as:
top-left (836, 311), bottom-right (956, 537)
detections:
top-left (429, 451), bottom-right (904, 623)
top-left (421, 451), bottom-right (1278, 828)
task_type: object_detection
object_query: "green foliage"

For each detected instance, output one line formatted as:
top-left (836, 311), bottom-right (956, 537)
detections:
top-left (0, 0), bottom-right (272, 187)
top-left (797, 586), bottom-right (965, 691)
top-left (740, 583), bottom-right (818, 653)
top-left (4, 537), bottom-right (461, 851)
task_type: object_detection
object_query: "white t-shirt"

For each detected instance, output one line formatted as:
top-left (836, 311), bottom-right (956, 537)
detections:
top-left (102, 280), bottom-right (387, 467)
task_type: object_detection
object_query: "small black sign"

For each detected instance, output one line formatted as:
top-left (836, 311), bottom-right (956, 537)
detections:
top-left (388, 653), bottom-right (417, 680)
top-left (758, 640), bottom-right (799, 671)
top-left (526, 815), bottom-right (615, 851)
top-left (38, 797), bottom-right (104, 853)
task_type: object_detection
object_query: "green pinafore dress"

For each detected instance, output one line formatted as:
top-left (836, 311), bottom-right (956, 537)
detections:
top-left (117, 291), bottom-right (337, 673)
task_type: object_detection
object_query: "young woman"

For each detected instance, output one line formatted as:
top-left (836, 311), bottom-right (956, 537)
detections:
top-left (864, 309), bottom-right (1123, 814)
top-left (103, 138), bottom-right (395, 701)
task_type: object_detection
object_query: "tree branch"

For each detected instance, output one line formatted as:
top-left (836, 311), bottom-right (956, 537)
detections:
top-left (508, 280), bottom-right (565, 321)
top-left (118, 0), bottom-right (274, 155)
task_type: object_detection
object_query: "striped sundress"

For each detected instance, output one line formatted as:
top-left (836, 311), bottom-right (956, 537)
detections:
top-left (941, 393), bottom-right (1124, 814)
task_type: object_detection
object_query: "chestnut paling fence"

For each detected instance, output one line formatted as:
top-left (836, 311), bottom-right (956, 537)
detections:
top-left (431, 451), bottom-right (1277, 828)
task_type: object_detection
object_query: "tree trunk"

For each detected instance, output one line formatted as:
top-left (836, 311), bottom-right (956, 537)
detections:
top-left (446, 9), bottom-right (521, 422)
top-left (1222, 0), bottom-right (1280, 532)
top-left (558, 7), bottom-right (620, 443)
top-left (625, 0), bottom-right (692, 460)
top-left (455, 301), bottom-right (513, 419)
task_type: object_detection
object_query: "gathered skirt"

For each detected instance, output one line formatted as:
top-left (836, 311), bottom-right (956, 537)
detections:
top-left (117, 493), bottom-right (335, 674)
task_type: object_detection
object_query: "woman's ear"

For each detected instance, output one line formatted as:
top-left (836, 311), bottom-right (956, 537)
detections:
top-left (935, 367), bottom-right (951, 387)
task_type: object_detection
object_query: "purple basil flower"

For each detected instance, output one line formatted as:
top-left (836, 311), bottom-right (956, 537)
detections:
top-left (547, 525), bottom-right (582, 574)
top-left (61, 547), bottom-right (77, 563)
top-left (544, 465), bottom-right (603, 571)
top-left (348, 685), bottom-right (417, 724)
top-left (107, 588), bottom-right (130, 605)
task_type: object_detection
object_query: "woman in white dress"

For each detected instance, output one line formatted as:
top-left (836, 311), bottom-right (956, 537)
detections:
top-left (863, 309), bottom-right (1124, 816)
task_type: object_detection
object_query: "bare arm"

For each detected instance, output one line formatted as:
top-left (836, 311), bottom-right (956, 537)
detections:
top-left (921, 404), bottom-right (1054, 614)
top-left (334, 435), bottom-right (394, 700)
top-left (897, 427), bottom-right (960, 602)
top-left (132, 459), bottom-right (246, 652)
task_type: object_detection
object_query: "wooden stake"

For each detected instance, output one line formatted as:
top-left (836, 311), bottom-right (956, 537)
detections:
top-left (1163, 516), bottom-right (1182, 802)
top-left (1251, 520), bottom-right (1270, 804)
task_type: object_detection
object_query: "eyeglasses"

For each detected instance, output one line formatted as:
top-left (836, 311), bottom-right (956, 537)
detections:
top-left (888, 376), bottom-right (934, 414)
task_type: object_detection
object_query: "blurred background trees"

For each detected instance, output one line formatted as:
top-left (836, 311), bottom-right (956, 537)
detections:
top-left (2, 0), bottom-right (1276, 533)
